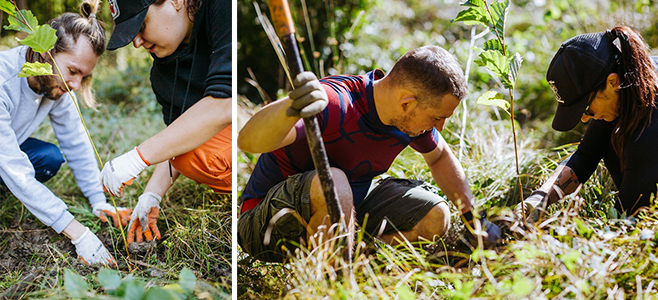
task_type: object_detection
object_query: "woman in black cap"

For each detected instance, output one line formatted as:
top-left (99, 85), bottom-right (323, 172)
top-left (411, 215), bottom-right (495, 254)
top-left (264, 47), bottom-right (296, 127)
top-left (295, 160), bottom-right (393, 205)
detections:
top-left (517, 25), bottom-right (658, 221)
top-left (100, 0), bottom-right (232, 245)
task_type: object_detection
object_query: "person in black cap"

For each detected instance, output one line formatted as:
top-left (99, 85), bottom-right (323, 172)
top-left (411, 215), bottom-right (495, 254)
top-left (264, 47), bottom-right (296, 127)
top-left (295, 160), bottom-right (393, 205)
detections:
top-left (100, 0), bottom-right (232, 245)
top-left (516, 25), bottom-right (658, 222)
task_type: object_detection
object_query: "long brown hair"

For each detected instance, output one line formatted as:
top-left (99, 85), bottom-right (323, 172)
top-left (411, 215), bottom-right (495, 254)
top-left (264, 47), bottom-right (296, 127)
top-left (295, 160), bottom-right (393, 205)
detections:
top-left (597, 26), bottom-right (658, 165)
top-left (25, 0), bottom-right (105, 108)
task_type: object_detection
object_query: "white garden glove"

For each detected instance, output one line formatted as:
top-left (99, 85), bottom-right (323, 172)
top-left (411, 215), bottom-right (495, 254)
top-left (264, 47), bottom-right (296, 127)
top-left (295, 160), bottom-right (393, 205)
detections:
top-left (71, 227), bottom-right (117, 267)
top-left (287, 72), bottom-right (328, 118)
top-left (127, 192), bottom-right (162, 244)
top-left (92, 202), bottom-right (132, 228)
top-left (100, 147), bottom-right (149, 197)
top-left (515, 191), bottom-right (548, 223)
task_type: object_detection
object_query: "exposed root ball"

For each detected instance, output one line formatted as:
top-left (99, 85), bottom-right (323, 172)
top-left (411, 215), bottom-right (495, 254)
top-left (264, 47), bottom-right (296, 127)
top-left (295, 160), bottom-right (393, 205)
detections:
top-left (128, 239), bottom-right (157, 254)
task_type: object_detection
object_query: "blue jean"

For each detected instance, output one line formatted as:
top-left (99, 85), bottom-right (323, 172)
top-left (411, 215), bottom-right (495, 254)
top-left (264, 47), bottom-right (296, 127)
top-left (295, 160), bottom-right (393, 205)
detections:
top-left (3, 138), bottom-right (65, 184)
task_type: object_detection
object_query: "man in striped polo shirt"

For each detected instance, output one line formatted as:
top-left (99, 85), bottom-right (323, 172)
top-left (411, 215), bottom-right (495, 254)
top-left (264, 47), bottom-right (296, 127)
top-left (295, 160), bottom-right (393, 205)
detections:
top-left (238, 46), bottom-right (500, 262)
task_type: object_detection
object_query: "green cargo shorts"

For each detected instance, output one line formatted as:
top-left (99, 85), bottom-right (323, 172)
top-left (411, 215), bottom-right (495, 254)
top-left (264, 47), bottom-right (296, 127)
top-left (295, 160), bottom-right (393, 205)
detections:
top-left (237, 172), bottom-right (446, 263)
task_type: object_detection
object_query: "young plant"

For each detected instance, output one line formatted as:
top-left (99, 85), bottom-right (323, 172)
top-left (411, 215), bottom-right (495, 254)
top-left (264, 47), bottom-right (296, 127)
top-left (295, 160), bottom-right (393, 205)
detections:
top-left (0, 0), bottom-right (131, 261)
top-left (452, 0), bottom-right (525, 208)
top-left (63, 268), bottom-right (206, 299)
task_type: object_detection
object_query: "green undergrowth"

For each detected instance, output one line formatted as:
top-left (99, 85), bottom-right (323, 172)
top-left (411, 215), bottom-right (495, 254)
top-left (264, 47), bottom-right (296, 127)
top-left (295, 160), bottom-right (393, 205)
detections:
top-left (237, 99), bottom-right (658, 299)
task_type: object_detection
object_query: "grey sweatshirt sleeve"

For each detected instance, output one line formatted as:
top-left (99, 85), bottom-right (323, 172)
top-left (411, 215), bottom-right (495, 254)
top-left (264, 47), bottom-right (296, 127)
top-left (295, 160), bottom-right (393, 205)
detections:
top-left (48, 94), bottom-right (106, 206)
top-left (0, 92), bottom-right (74, 233)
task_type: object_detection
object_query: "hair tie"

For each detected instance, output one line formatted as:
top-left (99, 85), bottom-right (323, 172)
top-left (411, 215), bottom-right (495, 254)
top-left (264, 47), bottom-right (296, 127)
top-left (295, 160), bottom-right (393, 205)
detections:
top-left (88, 13), bottom-right (96, 19)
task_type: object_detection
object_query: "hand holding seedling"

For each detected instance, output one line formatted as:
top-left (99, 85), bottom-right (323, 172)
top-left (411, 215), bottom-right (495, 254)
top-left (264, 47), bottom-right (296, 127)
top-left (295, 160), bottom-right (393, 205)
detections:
top-left (92, 202), bottom-right (132, 227)
top-left (71, 227), bottom-right (118, 267)
top-left (287, 72), bottom-right (329, 118)
top-left (127, 192), bottom-right (162, 244)
top-left (100, 147), bottom-right (150, 197)
top-left (515, 191), bottom-right (547, 223)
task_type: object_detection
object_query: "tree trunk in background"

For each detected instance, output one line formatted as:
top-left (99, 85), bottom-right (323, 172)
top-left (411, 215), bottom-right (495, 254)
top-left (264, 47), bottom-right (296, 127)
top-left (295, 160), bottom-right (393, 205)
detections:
top-left (16, 0), bottom-right (27, 10)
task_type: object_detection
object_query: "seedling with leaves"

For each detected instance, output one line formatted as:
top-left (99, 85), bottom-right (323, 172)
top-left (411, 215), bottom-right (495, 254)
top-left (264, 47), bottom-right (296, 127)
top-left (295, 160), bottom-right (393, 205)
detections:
top-left (63, 267), bottom-right (202, 299)
top-left (0, 0), bottom-right (131, 263)
top-left (453, 0), bottom-right (525, 210)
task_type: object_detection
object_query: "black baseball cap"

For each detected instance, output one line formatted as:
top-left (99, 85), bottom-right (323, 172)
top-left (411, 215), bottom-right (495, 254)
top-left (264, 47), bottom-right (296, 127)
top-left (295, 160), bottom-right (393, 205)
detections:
top-left (106, 0), bottom-right (155, 50)
top-left (546, 31), bottom-right (620, 131)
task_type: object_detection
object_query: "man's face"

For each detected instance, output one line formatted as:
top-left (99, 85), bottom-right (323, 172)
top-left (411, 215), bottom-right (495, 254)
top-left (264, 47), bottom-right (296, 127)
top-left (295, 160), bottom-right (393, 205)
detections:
top-left (33, 36), bottom-right (98, 100)
top-left (390, 94), bottom-right (460, 137)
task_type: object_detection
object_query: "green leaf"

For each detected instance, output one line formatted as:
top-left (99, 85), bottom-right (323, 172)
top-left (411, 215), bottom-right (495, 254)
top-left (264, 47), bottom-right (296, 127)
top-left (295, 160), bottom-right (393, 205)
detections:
top-left (489, 0), bottom-right (509, 38)
top-left (162, 283), bottom-right (187, 299)
top-left (559, 250), bottom-right (581, 273)
top-left (508, 52), bottom-right (523, 88)
top-left (145, 287), bottom-right (178, 300)
top-left (178, 267), bottom-right (196, 295)
top-left (511, 273), bottom-right (534, 297)
top-left (0, 0), bottom-right (15, 17)
top-left (483, 39), bottom-right (503, 52)
top-left (4, 10), bottom-right (38, 34)
top-left (117, 278), bottom-right (145, 300)
top-left (97, 268), bottom-right (122, 291)
top-left (574, 218), bottom-right (593, 239)
top-left (64, 269), bottom-right (90, 299)
top-left (395, 284), bottom-right (415, 300)
top-left (19, 24), bottom-right (57, 53)
top-left (451, 7), bottom-right (490, 26)
top-left (477, 90), bottom-right (510, 115)
top-left (460, 0), bottom-right (485, 8)
top-left (474, 50), bottom-right (509, 84)
top-left (18, 62), bottom-right (53, 77)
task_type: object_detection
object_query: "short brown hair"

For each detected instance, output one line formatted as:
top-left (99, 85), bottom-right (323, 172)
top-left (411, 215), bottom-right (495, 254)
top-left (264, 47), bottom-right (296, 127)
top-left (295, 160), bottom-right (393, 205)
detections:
top-left (387, 46), bottom-right (468, 106)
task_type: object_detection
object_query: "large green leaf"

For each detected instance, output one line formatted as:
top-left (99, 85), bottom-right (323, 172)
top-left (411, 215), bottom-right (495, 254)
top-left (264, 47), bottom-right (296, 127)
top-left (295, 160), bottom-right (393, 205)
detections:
top-left (477, 90), bottom-right (510, 115)
top-left (0, 0), bottom-right (15, 17)
top-left (145, 287), bottom-right (178, 300)
top-left (460, 0), bottom-right (485, 8)
top-left (19, 24), bottom-right (57, 53)
top-left (64, 269), bottom-right (90, 299)
top-left (178, 267), bottom-right (197, 295)
top-left (474, 50), bottom-right (509, 81)
top-left (451, 7), bottom-right (490, 26)
top-left (508, 52), bottom-right (523, 88)
top-left (4, 10), bottom-right (38, 34)
top-left (18, 62), bottom-right (53, 77)
top-left (97, 268), bottom-right (122, 291)
top-left (489, 0), bottom-right (509, 39)
top-left (118, 278), bottom-right (146, 300)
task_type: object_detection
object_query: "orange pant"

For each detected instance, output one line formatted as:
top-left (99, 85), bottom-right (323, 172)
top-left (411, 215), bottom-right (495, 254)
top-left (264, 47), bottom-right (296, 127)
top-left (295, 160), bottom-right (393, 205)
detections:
top-left (170, 125), bottom-right (232, 194)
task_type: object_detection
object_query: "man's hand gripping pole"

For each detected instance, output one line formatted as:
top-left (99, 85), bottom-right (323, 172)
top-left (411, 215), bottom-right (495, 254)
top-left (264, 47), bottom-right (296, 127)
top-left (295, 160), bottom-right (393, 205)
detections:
top-left (266, 0), bottom-right (350, 256)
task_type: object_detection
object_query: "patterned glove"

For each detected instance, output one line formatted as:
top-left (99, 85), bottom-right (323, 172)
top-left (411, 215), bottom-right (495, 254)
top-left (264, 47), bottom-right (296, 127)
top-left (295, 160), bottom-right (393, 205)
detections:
top-left (92, 202), bottom-right (132, 227)
top-left (127, 192), bottom-right (162, 244)
top-left (287, 72), bottom-right (328, 118)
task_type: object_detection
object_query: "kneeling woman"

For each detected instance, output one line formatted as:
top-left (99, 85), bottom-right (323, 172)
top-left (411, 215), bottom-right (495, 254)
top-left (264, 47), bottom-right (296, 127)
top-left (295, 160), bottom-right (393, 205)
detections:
top-left (519, 26), bottom-right (658, 220)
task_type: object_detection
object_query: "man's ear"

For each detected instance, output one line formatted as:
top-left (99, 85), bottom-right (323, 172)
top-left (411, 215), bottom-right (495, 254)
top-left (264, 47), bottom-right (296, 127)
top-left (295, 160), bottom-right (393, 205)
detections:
top-left (399, 92), bottom-right (417, 113)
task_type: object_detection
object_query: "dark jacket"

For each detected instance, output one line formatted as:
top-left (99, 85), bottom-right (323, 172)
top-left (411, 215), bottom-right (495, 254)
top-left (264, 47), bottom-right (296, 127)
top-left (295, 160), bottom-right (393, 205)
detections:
top-left (150, 0), bottom-right (231, 125)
